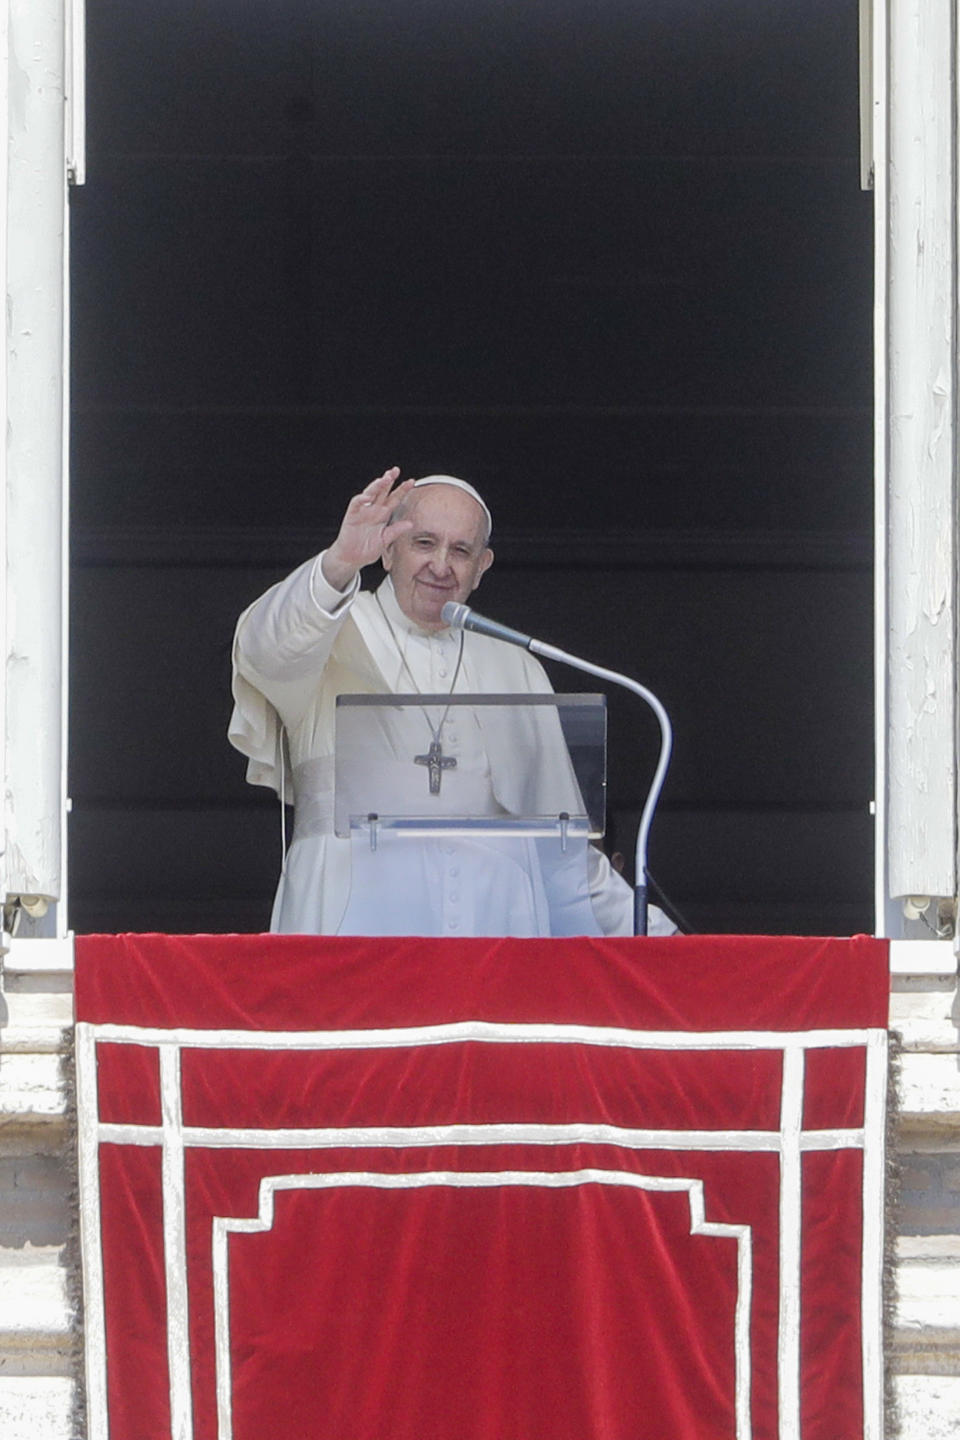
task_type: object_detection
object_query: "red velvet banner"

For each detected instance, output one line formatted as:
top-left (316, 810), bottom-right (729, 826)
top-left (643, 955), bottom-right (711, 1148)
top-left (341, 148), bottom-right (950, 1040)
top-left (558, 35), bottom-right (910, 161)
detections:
top-left (76, 934), bottom-right (889, 1440)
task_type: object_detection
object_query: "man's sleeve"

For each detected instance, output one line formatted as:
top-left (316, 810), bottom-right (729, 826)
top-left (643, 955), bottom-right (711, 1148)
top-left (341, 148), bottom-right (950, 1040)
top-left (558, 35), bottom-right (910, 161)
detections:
top-left (228, 551), bottom-right (359, 793)
top-left (234, 552), bottom-right (359, 687)
top-left (587, 846), bottom-right (678, 937)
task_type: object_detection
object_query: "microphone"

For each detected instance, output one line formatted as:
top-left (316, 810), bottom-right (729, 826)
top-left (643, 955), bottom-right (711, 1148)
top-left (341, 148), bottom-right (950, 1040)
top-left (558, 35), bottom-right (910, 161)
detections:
top-left (441, 601), bottom-right (533, 650)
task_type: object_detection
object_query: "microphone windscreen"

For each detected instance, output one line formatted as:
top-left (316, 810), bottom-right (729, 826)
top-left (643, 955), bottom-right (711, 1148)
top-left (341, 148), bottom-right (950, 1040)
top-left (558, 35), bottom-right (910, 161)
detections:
top-left (441, 601), bottom-right (470, 629)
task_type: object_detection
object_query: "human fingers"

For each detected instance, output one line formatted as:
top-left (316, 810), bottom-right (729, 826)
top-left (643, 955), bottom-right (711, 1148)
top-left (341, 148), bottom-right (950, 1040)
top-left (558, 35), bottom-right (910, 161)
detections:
top-left (358, 475), bottom-right (415, 518)
top-left (382, 514), bottom-right (415, 541)
top-left (385, 476), bottom-right (416, 504)
top-left (345, 479), bottom-right (397, 518)
top-left (346, 471), bottom-right (403, 520)
top-left (359, 466), bottom-right (401, 500)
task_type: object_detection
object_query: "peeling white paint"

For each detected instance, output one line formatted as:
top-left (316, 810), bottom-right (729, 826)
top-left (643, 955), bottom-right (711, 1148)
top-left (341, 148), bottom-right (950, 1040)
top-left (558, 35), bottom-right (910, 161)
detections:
top-left (881, 0), bottom-right (957, 912)
top-left (6, 49), bottom-right (29, 136)
top-left (2, 0), bottom-right (67, 908)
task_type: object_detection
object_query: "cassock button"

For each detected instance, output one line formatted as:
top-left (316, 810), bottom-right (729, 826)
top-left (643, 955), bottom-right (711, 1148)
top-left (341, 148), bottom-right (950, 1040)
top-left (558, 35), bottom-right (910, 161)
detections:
top-left (447, 919), bottom-right (459, 930)
top-left (449, 891), bottom-right (459, 903)
top-left (449, 866), bottom-right (459, 878)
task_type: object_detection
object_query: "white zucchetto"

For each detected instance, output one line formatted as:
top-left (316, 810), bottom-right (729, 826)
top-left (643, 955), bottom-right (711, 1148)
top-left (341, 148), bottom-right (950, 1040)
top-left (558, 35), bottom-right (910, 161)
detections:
top-left (413, 475), bottom-right (493, 540)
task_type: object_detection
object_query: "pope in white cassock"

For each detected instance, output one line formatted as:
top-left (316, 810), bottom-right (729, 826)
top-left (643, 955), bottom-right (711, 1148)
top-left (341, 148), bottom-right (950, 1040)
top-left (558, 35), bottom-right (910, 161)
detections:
top-left (229, 467), bottom-right (673, 938)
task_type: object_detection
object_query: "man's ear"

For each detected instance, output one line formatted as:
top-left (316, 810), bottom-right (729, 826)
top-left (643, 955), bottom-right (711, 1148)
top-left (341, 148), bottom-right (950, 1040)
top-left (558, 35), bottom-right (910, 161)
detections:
top-left (381, 539), bottom-right (395, 573)
top-left (471, 547), bottom-right (494, 591)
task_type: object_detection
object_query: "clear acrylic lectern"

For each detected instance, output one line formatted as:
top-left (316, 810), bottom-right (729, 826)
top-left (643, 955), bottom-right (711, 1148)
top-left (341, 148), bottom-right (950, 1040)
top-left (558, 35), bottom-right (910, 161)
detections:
top-left (333, 693), bottom-right (608, 937)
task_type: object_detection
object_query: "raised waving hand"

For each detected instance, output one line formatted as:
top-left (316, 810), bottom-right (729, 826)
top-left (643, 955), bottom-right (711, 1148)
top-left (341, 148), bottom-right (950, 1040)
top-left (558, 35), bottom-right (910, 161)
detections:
top-left (321, 467), bottom-right (416, 592)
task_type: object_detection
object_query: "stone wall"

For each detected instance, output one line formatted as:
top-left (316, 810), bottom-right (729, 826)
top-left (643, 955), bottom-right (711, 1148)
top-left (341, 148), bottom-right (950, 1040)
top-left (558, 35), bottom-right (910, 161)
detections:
top-left (0, 939), bottom-right (75, 1437)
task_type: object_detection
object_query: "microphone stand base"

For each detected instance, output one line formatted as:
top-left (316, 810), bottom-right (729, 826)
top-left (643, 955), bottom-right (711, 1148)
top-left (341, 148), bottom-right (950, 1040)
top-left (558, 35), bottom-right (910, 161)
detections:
top-left (634, 883), bottom-right (648, 937)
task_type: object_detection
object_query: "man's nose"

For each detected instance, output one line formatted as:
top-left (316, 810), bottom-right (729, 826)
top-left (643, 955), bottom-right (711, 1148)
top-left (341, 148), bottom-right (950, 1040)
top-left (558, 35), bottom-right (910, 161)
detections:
top-left (428, 548), bottom-right (454, 574)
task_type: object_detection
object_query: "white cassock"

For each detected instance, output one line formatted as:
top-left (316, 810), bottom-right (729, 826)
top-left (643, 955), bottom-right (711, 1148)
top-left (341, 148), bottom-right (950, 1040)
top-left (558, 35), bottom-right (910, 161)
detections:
top-left (229, 552), bottom-right (674, 937)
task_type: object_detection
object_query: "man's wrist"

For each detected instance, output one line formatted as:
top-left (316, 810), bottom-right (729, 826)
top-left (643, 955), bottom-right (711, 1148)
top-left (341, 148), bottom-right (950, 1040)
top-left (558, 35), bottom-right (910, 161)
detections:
top-left (319, 547), bottom-right (359, 594)
top-left (313, 549), bottom-right (360, 614)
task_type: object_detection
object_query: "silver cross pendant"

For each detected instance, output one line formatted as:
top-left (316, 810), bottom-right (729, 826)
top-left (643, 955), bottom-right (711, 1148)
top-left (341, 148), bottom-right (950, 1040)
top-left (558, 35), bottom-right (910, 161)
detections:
top-left (414, 741), bottom-right (457, 795)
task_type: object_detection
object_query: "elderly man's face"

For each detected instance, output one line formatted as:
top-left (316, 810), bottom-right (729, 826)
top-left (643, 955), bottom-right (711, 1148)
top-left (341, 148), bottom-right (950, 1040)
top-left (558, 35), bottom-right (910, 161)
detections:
top-left (383, 486), bottom-right (493, 632)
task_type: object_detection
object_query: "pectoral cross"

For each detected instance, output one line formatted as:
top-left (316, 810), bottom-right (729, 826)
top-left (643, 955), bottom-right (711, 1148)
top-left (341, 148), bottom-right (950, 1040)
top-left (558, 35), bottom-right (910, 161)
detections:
top-left (414, 741), bottom-right (457, 795)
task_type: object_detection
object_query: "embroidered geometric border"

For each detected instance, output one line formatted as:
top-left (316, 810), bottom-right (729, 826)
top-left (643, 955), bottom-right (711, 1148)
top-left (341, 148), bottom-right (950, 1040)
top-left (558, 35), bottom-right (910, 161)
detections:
top-left (77, 1019), bottom-right (888, 1440)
